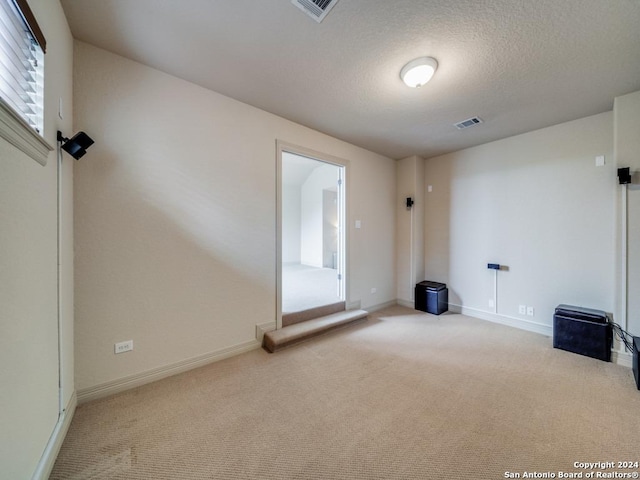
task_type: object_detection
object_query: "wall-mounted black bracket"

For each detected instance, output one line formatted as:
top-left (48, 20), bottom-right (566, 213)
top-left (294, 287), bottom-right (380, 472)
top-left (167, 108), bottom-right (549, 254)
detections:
top-left (618, 167), bottom-right (632, 185)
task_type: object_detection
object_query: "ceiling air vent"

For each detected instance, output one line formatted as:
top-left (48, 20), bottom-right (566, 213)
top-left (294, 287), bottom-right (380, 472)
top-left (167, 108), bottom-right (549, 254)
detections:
top-left (454, 117), bottom-right (483, 130)
top-left (292, 0), bottom-right (340, 23)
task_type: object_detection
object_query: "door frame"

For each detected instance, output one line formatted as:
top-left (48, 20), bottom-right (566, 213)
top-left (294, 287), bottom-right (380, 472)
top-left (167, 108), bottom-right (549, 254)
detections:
top-left (276, 140), bottom-right (350, 330)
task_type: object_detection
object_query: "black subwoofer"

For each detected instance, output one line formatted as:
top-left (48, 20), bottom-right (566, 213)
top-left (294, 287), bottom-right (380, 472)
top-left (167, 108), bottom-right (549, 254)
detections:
top-left (553, 304), bottom-right (612, 362)
top-left (415, 281), bottom-right (448, 315)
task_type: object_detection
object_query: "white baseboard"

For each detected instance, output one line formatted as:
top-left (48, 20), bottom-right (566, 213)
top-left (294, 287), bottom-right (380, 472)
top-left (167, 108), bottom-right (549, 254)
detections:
top-left (396, 299), bottom-right (414, 309)
top-left (256, 321), bottom-right (276, 343)
top-left (31, 392), bottom-right (77, 480)
top-left (365, 300), bottom-right (399, 312)
top-left (448, 303), bottom-right (553, 337)
top-left (77, 339), bottom-right (260, 403)
top-left (346, 300), bottom-right (361, 311)
top-left (449, 303), bottom-right (633, 369)
top-left (612, 349), bottom-right (633, 368)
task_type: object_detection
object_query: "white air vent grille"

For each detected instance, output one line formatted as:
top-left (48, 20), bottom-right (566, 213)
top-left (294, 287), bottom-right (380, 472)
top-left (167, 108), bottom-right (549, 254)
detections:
top-left (454, 117), bottom-right (483, 130)
top-left (292, 0), bottom-right (340, 23)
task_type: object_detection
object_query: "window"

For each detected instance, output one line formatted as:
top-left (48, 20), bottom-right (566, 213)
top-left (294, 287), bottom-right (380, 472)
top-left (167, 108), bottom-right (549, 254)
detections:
top-left (0, 0), bottom-right (51, 164)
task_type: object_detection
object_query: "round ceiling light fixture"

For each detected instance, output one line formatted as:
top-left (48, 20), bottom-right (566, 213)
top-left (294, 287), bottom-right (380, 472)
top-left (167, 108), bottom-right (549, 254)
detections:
top-left (400, 56), bottom-right (438, 88)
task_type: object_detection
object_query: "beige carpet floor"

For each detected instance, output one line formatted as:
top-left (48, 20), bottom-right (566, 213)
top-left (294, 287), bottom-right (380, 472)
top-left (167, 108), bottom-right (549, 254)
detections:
top-left (50, 306), bottom-right (640, 479)
top-left (282, 263), bottom-right (341, 313)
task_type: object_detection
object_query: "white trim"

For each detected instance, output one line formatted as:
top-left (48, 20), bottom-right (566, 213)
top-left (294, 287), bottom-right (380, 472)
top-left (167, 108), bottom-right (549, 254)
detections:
top-left (0, 98), bottom-right (52, 166)
top-left (77, 340), bottom-right (260, 403)
top-left (57, 144), bottom-right (64, 415)
top-left (621, 185), bottom-right (628, 333)
top-left (448, 303), bottom-right (553, 337)
top-left (617, 186), bottom-right (631, 360)
top-left (31, 392), bottom-right (77, 480)
top-left (409, 200), bottom-right (414, 301)
top-left (275, 140), bottom-right (351, 330)
top-left (346, 300), bottom-right (362, 311)
top-left (364, 300), bottom-right (397, 313)
top-left (256, 321), bottom-right (277, 344)
top-left (276, 142), bottom-right (283, 330)
top-left (397, 299), bottom-right (414, 309)
top-left (611, 349), bottom-right (633, 368)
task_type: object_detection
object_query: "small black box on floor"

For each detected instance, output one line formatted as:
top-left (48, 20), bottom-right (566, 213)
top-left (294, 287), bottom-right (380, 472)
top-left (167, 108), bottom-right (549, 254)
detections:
top-left (633, 337), bottom-right (640, 390)
top-left (553, 304), bottom-right (612, 362)
top-left (415, 281), bottom-right (448, 315)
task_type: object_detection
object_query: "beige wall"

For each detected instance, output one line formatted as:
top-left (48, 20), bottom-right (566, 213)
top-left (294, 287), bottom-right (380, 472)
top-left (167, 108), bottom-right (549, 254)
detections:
top-left (424, 112), bottom-right (615, 333)
top-left (73, 41), bottom-right (395, 394)
top-left (0, 1), bottom-right (75, 478)
top-left (301, 163), bottom-right (338, 268)
top-left (282, 184), bottom-right (302, 264)
top-left (614, 91), bottom-right (640, 337)
top-left (396, 155), bottom-right (425, 304)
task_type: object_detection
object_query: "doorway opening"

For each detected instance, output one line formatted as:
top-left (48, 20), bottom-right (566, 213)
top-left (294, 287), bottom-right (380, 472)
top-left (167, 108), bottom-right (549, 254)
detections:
top-left (277, 144), bottom-right (347, 329)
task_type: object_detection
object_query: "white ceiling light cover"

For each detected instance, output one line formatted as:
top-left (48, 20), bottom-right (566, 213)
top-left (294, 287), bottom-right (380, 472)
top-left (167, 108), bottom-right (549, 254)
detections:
top-left (400, 57), bottom-right (438, 88)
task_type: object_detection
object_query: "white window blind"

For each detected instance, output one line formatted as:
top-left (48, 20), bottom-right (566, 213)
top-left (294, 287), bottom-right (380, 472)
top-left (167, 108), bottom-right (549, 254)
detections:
top-left (0, 0), bottom-right (44, 134)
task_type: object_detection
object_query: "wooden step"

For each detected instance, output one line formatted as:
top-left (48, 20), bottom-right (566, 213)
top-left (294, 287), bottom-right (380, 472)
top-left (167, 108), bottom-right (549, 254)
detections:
top-left (263, 309), bottom-right (368, 353)
top-left (282, 301), bottom-right (346, 327)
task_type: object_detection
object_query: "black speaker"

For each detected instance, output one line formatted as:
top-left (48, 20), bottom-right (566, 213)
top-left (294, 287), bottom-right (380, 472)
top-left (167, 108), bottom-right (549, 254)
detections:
top-left (618, 167), bottom-right (631, 185)
top-left (415, 281), bottom-right (448, 315)
top-left (58, 130), bottom-right (95, 160)
top-left (553, 305), bottom-right (612, 362)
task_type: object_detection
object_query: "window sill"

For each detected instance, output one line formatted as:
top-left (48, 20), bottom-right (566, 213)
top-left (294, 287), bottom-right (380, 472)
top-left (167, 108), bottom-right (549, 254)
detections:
top-left (0, 99), bottom-right (53, 166)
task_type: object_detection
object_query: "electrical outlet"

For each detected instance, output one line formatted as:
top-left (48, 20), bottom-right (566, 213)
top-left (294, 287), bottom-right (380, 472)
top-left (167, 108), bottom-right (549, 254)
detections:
top-left (488, 299), bottom-right (495, 308)
top-left (518, 305), bottom-right (526, 315)
top-left (115, 340), bottom-right (133, 354)
top-left (371, 287), bottom-right (377, 294)
top-left (526, 306), bottom-right (535, 317)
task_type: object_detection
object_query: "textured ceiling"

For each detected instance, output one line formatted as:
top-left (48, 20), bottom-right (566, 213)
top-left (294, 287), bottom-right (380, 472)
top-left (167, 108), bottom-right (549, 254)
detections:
top-left (60, 0), bottom-right (640, 160)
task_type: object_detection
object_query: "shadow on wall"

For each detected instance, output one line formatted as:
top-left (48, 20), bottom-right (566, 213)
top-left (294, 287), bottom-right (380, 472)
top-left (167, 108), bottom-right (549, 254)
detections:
top-left (424, 158), bottom-right (456, 304)
top-left (73, 135), bottom-right (274, 391)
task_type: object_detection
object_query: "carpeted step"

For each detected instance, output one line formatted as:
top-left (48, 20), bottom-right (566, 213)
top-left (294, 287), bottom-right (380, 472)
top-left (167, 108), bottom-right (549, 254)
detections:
top-left (282, 301), bottom-right (346, 327)
top-left (263, 309), bottom-right (368, 353)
